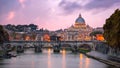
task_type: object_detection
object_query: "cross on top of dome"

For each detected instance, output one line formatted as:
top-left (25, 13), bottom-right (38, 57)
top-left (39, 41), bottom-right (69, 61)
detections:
top-left (79, 13), bottom-right (82, 17)
top-left (75, 13), bottom-right (85, 24)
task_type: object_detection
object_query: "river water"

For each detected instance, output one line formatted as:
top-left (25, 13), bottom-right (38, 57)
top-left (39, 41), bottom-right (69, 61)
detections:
top-left (0, 49), bottom-right (114, 68)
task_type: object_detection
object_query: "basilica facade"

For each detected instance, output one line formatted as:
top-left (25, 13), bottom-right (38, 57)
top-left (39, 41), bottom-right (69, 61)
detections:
top-left (58, 14), bottom-right (93, 41)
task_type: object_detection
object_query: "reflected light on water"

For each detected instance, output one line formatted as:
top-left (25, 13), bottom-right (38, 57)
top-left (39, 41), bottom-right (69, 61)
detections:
top-left (79, 54), bottom-right (83, 60)
top-left (0, 49), bottom-right (111, 68)
top-left (62, 49), bottom-right (66, 68)
top-left (62, 49), bottom-right (66, 55)
top-left (85, 58), bottom-right (90, 68)
top-left (79, 54), bottom-right (83, 68)
top-left (48, 48), bottom-right (51, 55)
top-left (48, 48), bottom-right (52, 68)
top-left (79, 54), bottom-right (90, 68)
top-left (31, 61), bottom-right (35, 68)
top-left (31, 54), bottom-right (35, 68)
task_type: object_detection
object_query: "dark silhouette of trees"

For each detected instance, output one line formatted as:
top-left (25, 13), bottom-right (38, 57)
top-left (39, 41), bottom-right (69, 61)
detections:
top-left (90, 31), bottom-right (103, 36)
top-left (28, 24), bottom-right (38, 31)
top-left (5, 24), bottom-right (38, 32)
top-left (0, 25), bottom-right (9, 44)
top-left (103, 9), bottom-right (120, 49)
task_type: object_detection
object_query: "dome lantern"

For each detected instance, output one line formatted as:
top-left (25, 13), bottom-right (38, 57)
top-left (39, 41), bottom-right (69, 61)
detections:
top-left (75, 13), bottom-right (85, 24)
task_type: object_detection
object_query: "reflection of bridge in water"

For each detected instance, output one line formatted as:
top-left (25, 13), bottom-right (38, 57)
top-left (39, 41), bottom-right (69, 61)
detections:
top-left (4, 41), bottom-right (104, 53)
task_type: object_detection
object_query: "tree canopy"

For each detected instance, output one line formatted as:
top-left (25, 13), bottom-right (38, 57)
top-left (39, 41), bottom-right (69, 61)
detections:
top-left (5, 24), bottom-right (38, 32)
top-left (0, 25), bottom-right (9, 44)
top-left (103, 9), bottom-right (120, 49)
top-left (90, 31), bottom-right (103, 36)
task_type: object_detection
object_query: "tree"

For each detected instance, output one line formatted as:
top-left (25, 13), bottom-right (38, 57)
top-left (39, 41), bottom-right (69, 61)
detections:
top-left (103, 9), bottom-right (120, 49)
top-left (0, 25), bottom-right (9, 44)
top-left (28, 24), bottom-right (38, 31)
top-left (90, 31), bottom-right (103, 36)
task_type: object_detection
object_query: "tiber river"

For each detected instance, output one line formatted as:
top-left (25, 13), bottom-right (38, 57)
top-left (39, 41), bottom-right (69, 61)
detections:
top-left (0, 49), bottom-right (115, 68)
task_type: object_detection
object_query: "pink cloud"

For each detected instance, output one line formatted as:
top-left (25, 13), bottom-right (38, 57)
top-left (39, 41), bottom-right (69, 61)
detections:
top-left (7, 11), bottom-right (15, 20)
top-left (19, 0), bottom-right (26, 8)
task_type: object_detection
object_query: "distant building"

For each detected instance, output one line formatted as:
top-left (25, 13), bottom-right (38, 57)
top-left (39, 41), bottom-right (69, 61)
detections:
top-left (35, 29), bottom-right (50, 41)
top-left (6, 14), bottom-right (94, 41)
top-left (57, 14), bottom-right (93, 41)
top-left (43, 34), bottom-right (50, 42)
top-left (96, 34), bottom-right (104, 41)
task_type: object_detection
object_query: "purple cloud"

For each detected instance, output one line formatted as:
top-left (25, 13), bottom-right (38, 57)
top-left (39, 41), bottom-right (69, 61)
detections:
top-left (59, 0), bottom-right (81, 14)
top-left (84, 0), bottom-right (120, 10)
top-left (0, 0), bottom-right (120, 30)
top-left (0, 0), bottom-right (21, 14)
top-left (0, 0), bottom-right (21, 22)
top-left (58, 0), bottom-right (120, 14)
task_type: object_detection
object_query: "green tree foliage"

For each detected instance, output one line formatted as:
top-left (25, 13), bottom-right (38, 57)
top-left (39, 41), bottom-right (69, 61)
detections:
top-left (5, 24), bottom-right (38, 32)
top-left (90, 31), bottom-right (103, 36)
top-left (0, 25), bottom-right (9, 44)
top-left (103, 9), bottom-right (120, 49)
top-left (29, 24), bottom-right (38, 31)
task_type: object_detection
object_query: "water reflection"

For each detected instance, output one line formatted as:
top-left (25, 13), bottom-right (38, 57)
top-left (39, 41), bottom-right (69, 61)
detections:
top-left (31, 52), bottom-right (35, 68)
top-left (62, 49), bottom-right (66, 68)
top-left (79, 54), bottom-right (83, 60)
top-left (31, 60), bottom-right (35, 68)
top-left (79, 54), bottom-right (83, 68)
top-left (0, 49), bottom-right (114, 68)
top-left (47, 48), bottom-right (51, 68)
top-left (85, 58), bottom-right (90, 68)
top-left (79, 54), bottom-right (90, 68)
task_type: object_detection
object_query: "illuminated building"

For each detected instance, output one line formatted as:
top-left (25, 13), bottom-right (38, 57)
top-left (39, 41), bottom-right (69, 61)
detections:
top-left (25, 36), bottom-right (31, 41)
top-left (43, 34), bottom-right (50, 42)
top-left (92, 27), bottom-right (104, 41)
top-left (60, 14), bottom-right (93, 41)
top-left (96, 34), bottom-right (104, 41)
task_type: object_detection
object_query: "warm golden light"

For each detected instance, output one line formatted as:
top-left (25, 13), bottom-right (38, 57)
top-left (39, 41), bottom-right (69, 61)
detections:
top-left (96, 34), bottom-right (104, 41)
top-left (48, 48), bottom-right (51, 54)
top-left (62, 49), bottom-right (66, 68)
top-left (48, 48), bottom-right (51, 68)
top-left (85, 58), bottom-right (90, 68)
top-left (43, 34), bottom-right (50, 42)
top-left (62, 49), bottom-right (66, 55)
top-left (25, 36), bottom-right (30, 41)
top-left (79, 54), bottom-right (83, 60)
top-left (79, 54), bottom-right (83, 68)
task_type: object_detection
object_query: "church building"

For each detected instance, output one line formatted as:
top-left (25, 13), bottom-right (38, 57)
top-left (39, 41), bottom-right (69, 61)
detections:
top-left (61, 14), bottom-right (93, 41)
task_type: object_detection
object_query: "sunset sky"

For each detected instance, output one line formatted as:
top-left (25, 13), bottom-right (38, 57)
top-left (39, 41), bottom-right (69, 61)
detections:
top-left (0, 0), bottom-right (120, 30)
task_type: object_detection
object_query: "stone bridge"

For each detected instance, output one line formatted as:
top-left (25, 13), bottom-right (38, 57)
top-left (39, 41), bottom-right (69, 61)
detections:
top-left (3, 41), bottom-right (99, 50)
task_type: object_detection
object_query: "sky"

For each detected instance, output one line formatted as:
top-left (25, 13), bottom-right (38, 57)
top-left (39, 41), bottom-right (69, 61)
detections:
top-left (0, 0), bottom-right (120, 30)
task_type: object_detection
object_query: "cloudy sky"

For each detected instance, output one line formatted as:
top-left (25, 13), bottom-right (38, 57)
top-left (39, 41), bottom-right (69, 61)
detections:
top-left (0, 0), bottom-right (120, 30)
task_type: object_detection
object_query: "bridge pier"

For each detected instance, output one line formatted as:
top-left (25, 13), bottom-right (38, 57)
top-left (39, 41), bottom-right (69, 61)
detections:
top-left (71, 45), bottom-right (78, 53)
top-left (53, 45), bottom-right (60, 53)
top-left (34, 45), bottom-right (42, 53)
top-left (16, 46), bottom-right (24, 53)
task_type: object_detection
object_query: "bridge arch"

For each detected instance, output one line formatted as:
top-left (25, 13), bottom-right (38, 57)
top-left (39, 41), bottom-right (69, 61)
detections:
top-left (60, 44), bottom-right (71, 50)
top-left (78, 44), bottom-right (92, 51)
